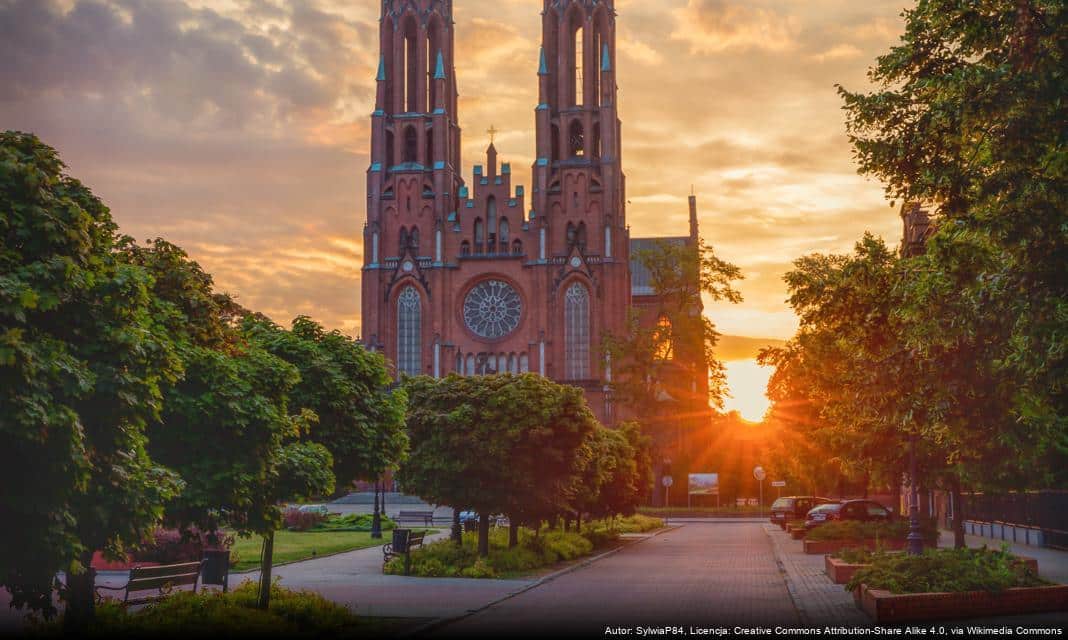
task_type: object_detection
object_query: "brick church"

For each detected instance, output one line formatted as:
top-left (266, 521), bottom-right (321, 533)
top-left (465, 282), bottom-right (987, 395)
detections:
top-left (360, 0), bottom-right (708, 427)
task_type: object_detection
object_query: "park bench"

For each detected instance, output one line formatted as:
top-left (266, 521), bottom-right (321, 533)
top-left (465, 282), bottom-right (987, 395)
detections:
top-left (95, 561), bottom-right (204, 605)
top-left (383, 530), bottom-right (426, 575)
top-left (396, 510), bottom-right (435, 526)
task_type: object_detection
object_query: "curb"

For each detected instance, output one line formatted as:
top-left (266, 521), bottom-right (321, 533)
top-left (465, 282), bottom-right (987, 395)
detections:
top-left (762, 523), bottom-right (809, 626)
top-left (403, 525), bottom-right (678, 638)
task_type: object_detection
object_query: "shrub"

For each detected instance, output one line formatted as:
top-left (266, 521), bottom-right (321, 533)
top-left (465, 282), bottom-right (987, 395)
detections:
top-left (283, 508), bottom-right (327, 532)
top-left (613, 514), bottom-right (664, 534)
top-left (806, 518), bottom-right (938, 545)
top-left (130, 529), bottom-right (234, 565)
top-left (318, 513), bottom-right (396, 532)
top-left (846, 546), bottom-right (1050, 594)
top-left (58, 581), bottom-right (359, 637)
top-left (385, 525), bottom-right (609, 579)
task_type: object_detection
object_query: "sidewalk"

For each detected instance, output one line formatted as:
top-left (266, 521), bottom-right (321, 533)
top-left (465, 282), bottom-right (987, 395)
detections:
top-left (228, 530), bottom-right (535, 620)
top-left (765, 523), bottom-right (1068, 626)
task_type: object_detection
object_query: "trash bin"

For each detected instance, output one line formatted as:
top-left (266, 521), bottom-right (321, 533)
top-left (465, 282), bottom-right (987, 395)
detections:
top-left (201, 549), bottom-right (231, 593)
top-left (392, 529), bottom-right (412, 554)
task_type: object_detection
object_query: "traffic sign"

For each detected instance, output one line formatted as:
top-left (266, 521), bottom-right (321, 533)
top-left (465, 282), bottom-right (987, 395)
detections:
top-left (771, 481), bottom-right (786, 488)
top-left (753, 466), bottom-right (767, 482)
top-left (662, 475), bottom-right (674, 488)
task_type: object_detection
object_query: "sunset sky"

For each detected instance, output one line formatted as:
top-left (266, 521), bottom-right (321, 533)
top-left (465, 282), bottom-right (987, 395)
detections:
top-left (1, 0), bottom-right (913, 414)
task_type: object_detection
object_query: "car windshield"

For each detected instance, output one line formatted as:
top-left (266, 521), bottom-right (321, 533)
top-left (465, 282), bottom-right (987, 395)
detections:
top-left (771, 498), bottom-right (794, 509)
top-left (810, 503), bottom-right (841, 514)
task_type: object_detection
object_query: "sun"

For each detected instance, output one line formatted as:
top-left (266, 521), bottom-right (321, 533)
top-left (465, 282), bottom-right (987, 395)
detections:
top-left (721, 359), bottom-right (773, 423)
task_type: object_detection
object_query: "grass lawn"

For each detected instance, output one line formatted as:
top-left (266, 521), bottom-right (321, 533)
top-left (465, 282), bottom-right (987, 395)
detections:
top-left (230, 530), bottom-right (390, 571)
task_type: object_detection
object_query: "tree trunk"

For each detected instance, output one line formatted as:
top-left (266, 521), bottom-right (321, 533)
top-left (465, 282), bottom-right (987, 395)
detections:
top-left (893, 478), bottom-right (903, 517)
top-left (576, 515), bottom-right (582, 533)
top-left (258, 531), bottom-right (275, 609)
top-left (951, 478), bottom-right (966, 550)
top-left (508, 519), bottom-right (519, 549)
top-left (563, 516), bottom-right (571, 533)
top-left (63, 554), bottom-right (96, 631)
top-left (451, 508), bottom-right (462, 546)
top-left (478, 513), bottom-right (490, 558)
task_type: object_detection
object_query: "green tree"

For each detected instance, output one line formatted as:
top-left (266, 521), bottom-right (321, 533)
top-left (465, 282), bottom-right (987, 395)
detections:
top-left (574, 422), bottom-right (652, 524)
top-left (243, 315), bottom-right (408, 490)
top-left (838, 0), bottom-right (1068, 492)
top-left (398, 374), bottom-right (596, 555)
top-left (126, 240), bottom-right (335, 609)
top-left (0, 133), bottom-right (182, 625)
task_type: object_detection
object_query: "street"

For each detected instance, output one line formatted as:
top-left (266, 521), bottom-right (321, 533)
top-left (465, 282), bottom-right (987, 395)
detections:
top-left (435, 522), bottom-right (800, 636)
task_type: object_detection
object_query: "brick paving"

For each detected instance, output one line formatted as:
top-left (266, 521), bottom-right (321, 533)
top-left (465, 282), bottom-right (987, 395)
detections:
top-left (763, 523), bottom-right (869, 625)
top-left (435, 522), bottom-right (800, 637)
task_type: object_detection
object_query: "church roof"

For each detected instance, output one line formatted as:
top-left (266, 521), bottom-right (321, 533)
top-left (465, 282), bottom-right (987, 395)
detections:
top-left (629, 237), bottom-right (691, 296)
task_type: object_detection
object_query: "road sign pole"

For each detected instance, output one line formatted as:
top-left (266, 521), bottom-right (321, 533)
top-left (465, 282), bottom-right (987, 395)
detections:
top-left (759, 480), bottom-right (764, 519)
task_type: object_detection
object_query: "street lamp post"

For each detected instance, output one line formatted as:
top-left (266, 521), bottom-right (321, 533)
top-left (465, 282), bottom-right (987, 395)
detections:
top-left (907, 433), bottom-right (924, 556)
top-left (371, 479), bottom-right (382, 540)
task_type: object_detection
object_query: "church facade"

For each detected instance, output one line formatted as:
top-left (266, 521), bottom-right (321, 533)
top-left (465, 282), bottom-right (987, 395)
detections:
top-left (360, 0), bottom-right (705, 425)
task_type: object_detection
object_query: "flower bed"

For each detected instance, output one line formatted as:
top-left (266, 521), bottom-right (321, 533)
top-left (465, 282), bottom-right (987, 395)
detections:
top-left (853, 584), bottom-right (1068, 623)
top-left (803, 519), bottom-right (936, 554)
top-left (847, 547), bottom-right (1060, 623)
top-left (826, 555), bottom-right (870, 585)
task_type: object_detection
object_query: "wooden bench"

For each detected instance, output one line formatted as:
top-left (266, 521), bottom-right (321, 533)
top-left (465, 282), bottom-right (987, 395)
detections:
top-left (383, 530), bottom-right (426, 575)
top-left (396, 510), bottom-right (435, 526)
top-left (95, 561), bottom-right (204, 605)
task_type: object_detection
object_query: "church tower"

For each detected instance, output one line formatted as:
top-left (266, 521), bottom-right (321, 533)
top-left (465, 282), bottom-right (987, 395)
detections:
top-left (362, 0), bottom-right (463, 373)
top-left (532, 0), bottom-right (630, 418)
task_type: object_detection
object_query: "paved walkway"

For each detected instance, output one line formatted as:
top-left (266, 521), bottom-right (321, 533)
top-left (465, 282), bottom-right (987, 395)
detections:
top-left (434, 522), bottom-right (800, 636)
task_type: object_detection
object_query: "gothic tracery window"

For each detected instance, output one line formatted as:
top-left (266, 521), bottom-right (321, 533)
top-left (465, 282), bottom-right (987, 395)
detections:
top-left (463, 280), bottom-right (522, 339)
top-left (564, 282), bottom-right (590, 380)
top-left (397, 286), bottom-right (422, 376)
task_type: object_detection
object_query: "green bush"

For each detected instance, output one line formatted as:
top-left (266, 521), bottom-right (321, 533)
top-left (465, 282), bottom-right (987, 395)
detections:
top-left (614, 514), bottom-right (664, 534)
top-left (806, 518), bottom-right (938, 545)
top-left (847, 546), bottom-right (1051, 594)
top-left (54, 582), bottom-right (359, 637)
top-left (314, 513), bottom-right (396, 532)
top-left (385, 524), bottom-right (613, 579)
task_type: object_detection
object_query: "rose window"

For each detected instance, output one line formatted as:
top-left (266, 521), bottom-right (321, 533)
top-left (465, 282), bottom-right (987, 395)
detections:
top-left (463, 280), bottom-right (522, 339)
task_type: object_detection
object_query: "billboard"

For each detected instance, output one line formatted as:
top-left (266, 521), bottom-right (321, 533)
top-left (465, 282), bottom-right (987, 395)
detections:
top-left (688, 473), bottom-right (719, 496)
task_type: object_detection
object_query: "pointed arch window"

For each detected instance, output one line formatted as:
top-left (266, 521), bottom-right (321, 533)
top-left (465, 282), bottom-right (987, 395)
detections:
top-left (499, 217), bottom-right (509, 252)
top-left (399, 227), bottom-right (409, 253)
top-left (403, 126), bottom-right (418, 164)
top-left (571, 16), bottom-right (584, 107)
top-left (564, 282), bottom-right (591, 380)
top-left (569, 120), bottom-right (585, 158)
top-left (474, 218), bottom-right (484, 254)
top-left (512, 239), bottom-right (523, 255)
top-left (551, 124), bottom-right (561, 162)
top-left (461, 240), bottom-right (471, 257)
top-left (486, 196), bottom-right (497, 251)
top-left (466, 354), bottom-right (475, 376)
top-left (401, 15), bottom-right (419, 113)
top-left (655, 314), bottom-right (674, 361)
top-left (385, 129), bottom-right (395, 169)
top-left (397, 286), bottom-right (422, 377)
top-left (409, 226), bottom-right (420, 251)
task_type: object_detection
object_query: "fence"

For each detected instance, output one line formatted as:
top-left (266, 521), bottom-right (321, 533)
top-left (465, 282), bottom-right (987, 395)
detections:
top-left (961, 491), bottom-right (1068, 548)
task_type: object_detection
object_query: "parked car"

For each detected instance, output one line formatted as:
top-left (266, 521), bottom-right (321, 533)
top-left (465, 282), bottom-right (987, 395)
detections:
top-left (770, 496), bottom-right (836, 526)
top-left (806, 499), bottom-right (893, 528)
top-left (804, 502), bottom-right (843, 528)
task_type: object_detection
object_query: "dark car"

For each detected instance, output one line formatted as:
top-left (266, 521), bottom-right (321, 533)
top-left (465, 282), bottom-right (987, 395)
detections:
top-left (806, 499), bottom-right (893, 528)
top-left (770, 496), bottom-right (835, 527)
